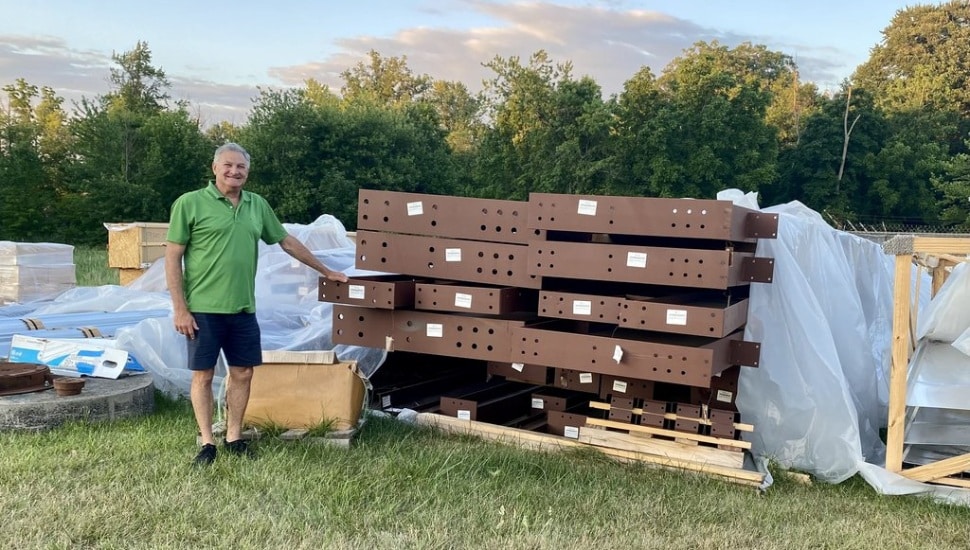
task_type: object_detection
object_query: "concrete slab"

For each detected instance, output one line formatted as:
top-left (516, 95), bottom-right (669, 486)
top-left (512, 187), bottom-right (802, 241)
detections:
top-left (0, 373), bottom-right (155, 431)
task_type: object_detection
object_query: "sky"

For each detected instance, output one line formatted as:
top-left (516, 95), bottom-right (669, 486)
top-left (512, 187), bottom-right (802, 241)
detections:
top-left (0, 0), bottom-right (929, 126)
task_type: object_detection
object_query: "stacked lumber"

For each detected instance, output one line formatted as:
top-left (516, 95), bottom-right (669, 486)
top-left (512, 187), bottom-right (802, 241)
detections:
top-left (323, 190), bottom-right (778, 486)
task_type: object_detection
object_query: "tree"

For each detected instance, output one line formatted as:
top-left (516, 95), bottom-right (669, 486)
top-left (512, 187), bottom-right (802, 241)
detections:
top-left (340, 50), bottom-right (432, 106)
top-left (62, 42), bottom-right (208, 243)
top-left (933, 143), bottom-right (970, 226)
top-left (0, 80), bottom-right (69, 241)
top-left (646, 41), bottom-right (780, 199)
top-left (105, 40), bottom-right (172, 116)
top-left (473, 51), bottom-right (613, 199)
top-left (853, 1), bottom-right (970, 151)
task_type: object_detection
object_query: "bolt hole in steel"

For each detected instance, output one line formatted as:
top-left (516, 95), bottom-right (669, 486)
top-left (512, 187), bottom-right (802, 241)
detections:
top-left (383, 216), bottom-right (389, 222)
top-left (457, 326), bottom-right (463, 332)
top-left (478, 251), bottom-right (485, 258)
top-left (431, 220), bottom-right (437, 226)
top-left (357, 332), bottom-right (364, 338)
top-left (481, 208), bottom-right (488, 215)
top-left (384, 200), bottom-right (390, 206)
top-left (362, 214), bottom-right (369, 221)
top-left (488, 328), bottom-right (495, 335)
top-left (428, 262), bottom-right (435, 269)
top-left (456, 342), bottom-right (462, 348)
top-left (363, 199), bottom-right (370, 205)
top-left (337, 313), bottom-right (346, 320)
top-left (472, 327), bottom-right (479, 333)
top-left (357, 315), bottom-right (365, 322)
top-left (406, 321), bottom-right (414, 327)
top-left (480, 224), bottom-right (487, 231)
top-left (429, 246), bottom-right (435, 252)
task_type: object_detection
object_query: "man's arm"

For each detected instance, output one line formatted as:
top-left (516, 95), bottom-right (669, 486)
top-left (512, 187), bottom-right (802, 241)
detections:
top-left (278, 234), bottom-right (349, 282)
top-left (165, 242), bottom-right (198, 338)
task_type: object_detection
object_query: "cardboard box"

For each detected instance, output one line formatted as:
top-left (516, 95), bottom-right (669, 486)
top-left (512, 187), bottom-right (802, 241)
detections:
top-left (244, 352), bottom-right (366, 431)
top-left (7, 334), bottom-right (134, 379)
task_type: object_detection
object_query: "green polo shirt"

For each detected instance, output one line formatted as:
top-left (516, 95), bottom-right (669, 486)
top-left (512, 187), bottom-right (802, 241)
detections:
top-left (167, 182), bottom-right (288, 314)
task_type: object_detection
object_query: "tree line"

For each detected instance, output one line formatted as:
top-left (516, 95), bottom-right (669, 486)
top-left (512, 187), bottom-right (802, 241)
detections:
top-left (2, 1), bottom-right (970, 246)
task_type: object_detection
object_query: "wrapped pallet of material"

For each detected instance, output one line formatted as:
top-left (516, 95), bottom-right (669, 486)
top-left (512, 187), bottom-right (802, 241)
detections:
top-left (0, 242), bottom-right (76, 304)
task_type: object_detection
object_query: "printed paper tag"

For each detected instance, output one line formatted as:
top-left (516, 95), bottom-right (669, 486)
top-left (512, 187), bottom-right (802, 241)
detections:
top-left (454, 293), bottom-right (473, 308)
top-left (572, 300), bottom-right (592, 316)
top-left (348, 284), bottom-right (366, 299)
top-left (564, 426), bottom-right (580, 439)
top-left (579, 372), bottom-right (593, 384)
top-left (716, 390), bottom-right (734, 403)
top-left (381, 395), bottom-right (392, 408)
top-left (666, 309), bottom-right (688, 326)
top-left (626, 252), bottom-right (647, 268)
top-left (457, 410), bottom-right (471, 420)
top-left (612, 380), bottom-right (628, 393)
top-left (531, 398), bottom-right (545, 409)
top-left (511, 362), bottom-right (525, 372)
top-left (577, 199), bottom-right (598, 216)
top-left (407, 201), bottom-right (424, 216)
top-left (426, 323), bottom-right (443, 337)
top-left (445, 248), bottom-right (462, 262)
top-left (613, 345), bottom-right (623, 364)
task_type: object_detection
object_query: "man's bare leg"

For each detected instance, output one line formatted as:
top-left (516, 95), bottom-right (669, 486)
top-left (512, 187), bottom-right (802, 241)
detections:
top-left (191, 369), bottom-right (216, 446)
top-left (225, 366), bottom-right (254, 443)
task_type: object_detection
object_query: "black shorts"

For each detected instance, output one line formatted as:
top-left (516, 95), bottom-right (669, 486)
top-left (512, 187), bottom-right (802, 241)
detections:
top-left (187, 312), bottom-right (262, 370)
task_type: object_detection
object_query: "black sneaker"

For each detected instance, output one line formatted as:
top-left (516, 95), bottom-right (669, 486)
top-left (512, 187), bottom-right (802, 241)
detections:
top-left (224, 438), bottom-right (255, 459)
top-left (193, 443), bottom-right (217, 466)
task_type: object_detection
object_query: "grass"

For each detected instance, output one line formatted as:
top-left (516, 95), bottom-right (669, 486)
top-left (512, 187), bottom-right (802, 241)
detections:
top-left (74, 245), bottom-right (119, 287)
top-left (0, 395), bottom-right (969, 549)
top-left (3, 243), bottom-right (965, 548)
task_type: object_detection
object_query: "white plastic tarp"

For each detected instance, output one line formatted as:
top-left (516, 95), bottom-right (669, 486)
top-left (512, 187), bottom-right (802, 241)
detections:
top-left (718, 190), bottom-right (970, 505)
top-left (8, 215), bottom-right (388, 398)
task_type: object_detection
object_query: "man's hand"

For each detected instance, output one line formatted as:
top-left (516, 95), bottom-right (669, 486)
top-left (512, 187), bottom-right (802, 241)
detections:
top-left (174, 309), bottom-right (199, 339)
top-left (325, 269), bottom-right (349, 283)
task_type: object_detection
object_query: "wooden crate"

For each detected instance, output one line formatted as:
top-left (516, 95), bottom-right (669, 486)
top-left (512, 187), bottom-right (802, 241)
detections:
top-left (106, 222), bottom-right (169, 269)
top-left (118, 268), bottom-right (146, 286)
top-left (884, 236), bottom-right (970, 487)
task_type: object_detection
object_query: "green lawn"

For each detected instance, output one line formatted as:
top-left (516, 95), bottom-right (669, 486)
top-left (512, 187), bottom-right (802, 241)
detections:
top-left (2, 245), bottom-right (965, 549)
top-left (1, 395), bottom-right (968, 549)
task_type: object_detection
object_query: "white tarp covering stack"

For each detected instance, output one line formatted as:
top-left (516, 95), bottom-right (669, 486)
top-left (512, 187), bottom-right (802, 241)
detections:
top-left (719, 190), bottom-right (970, 505)
top-left (0, 242), bottom-right (76, 304)
top-left (14, 215), bottom-right (388, 398)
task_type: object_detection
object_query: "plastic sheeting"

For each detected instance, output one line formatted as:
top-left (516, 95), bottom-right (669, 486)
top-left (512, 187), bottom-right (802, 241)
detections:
top-left (718, 190), bottom-right (970, 505)
top-left (3, 215), bottom-right (388, 400)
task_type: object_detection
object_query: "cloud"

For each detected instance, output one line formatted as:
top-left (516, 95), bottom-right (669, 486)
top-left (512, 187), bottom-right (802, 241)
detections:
top-left (269, 1), bottom-right (847, 100)
top-left (1, 2), bottom-right (857, 124)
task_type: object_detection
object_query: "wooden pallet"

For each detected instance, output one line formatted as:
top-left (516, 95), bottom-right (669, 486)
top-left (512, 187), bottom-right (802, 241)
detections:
top-left (204, 420), bottom-right (360, 449)
top-left (415, 412), bottom-right (765, 488)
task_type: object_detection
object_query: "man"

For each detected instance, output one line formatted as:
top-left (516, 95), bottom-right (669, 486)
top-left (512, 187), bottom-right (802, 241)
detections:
top-left (165, 142), bottom-right (348, 466)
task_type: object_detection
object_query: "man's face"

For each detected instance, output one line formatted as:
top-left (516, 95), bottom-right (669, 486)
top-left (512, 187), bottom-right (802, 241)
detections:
top-left (212, 151), bottom-right (249, 192)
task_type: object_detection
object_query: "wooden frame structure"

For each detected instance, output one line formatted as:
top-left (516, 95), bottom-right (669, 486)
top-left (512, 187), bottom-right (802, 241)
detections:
top-left (885, 235), bottom-right (970, 486)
